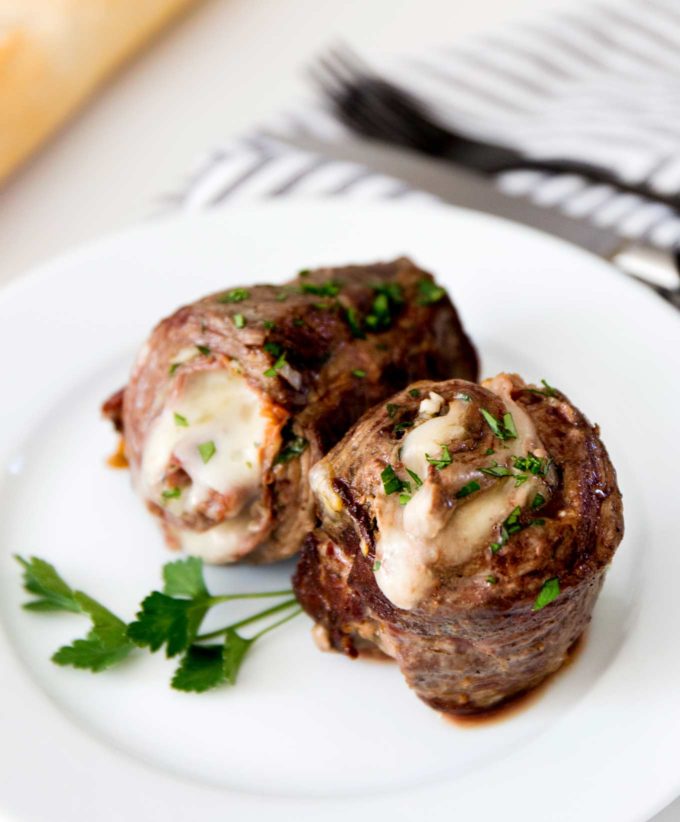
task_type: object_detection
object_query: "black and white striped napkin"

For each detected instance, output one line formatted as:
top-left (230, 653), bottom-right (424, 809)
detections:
top-left (161, 0), bottom-right (680, 250)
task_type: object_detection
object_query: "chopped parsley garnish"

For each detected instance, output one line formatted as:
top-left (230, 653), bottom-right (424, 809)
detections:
top-left (196, 345), bottom-right (211, 356)
top-left (162, 487), bottom-right (182, 500)
top-left (263, 351), bottom-right (287, 377)
top-left (480, 408), bottom-right (517, 441)
top-left (406, 468), bottom-right (423, 488)
top-left (197, 441), bottom-right (216, 464)
top-left (373, 560), bottom-right (382, 572)
top-left (398, 493), bottom-right (412, 505)
top-left (233, 313), bottom-right (246, 329)
top-left (456, 480), bottom-right (480, 499)
top-left (217, 288), bottom-right (250, 304)
top-left (416, 279), bottom-right (446, 305)
top-left (386, 403), bottom-right (399, 419)
top-left (17, 555), bottom-right (300, 691)
top-left (274, 434), bottom-right (308, 465)
top-left (300, 280), bottom-right (341, 297)
top-left (264, 341), bottom-right (281, 356)
top-left (365, 282), bottom-right (403, 331)
top-left (526, 379), bottom-right (559, 398)
top-left (173, 412), bottom-right (189, 427)
top-left (485, 448), bottom-right (495, 456)
top-left (486, 575), bottom-right (498, 585)
top-left (298, 269), bottom-right (311, 278)
top-left (169, 362), bottom-right (181, 376)
top-left (409, 388), bottom-right (421, 398)
top-left (479, 462), bottom-right (513, 478)
top-left (504, 506), bottom-right (523, 535)
top-left (512, 453), bottom-right (550, 476)
top-left (503, 413), bottom-right (517, 438)
top-left (531, 493), bottom-right (546, 510)
top-left (490, 542), bottom-right (502, 554)
top-left (263, 320), bottom-right (276, 330)
top-left (293, 318), bottom-right (305, 327)
top-left (425, 444), bottom-right (452, 470)
top-left (352, 369), bottom-right (366, 378)
top-left (394, 420), bottom-right (414, 433)
top-left (531, 518), bottom-right (546, 527)
top-left (275, 291), bottom-right (288, 302)
top-left (381, 465), bottom-right (411, 497)
top-left (344, 306), bottom-right (365, 338)
top-left (454, 392), bottom-right (471, 402)
top-left (533, 578), bottom-right (560, 611)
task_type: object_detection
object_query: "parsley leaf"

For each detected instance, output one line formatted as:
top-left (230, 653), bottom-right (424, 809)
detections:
top-left (406, 468), bottom-right (423, 488)
top-left (365, 283), bottom-right (403, 331)
top-left (127, 592), bottom-right (207, 657)
top-left (480, 408), bottom-right (517, 441)
top-left (217, 288), bottom-right (250, 304)
top-left (263, 351), bottom-right (287, 378)
top-left (425, 444), bottom-right (452, 470)
top-left (196, 345), bottom-right (211, 356)
top-left (479, 462), bottom-right (513, 478)
top-left (352, 369), bottom-right (366, 378)
top-left (198, 441), bottom-right (216, 464)
top-left (381, 465), bottom-right (410, 496)
top-left (456, 480), bottom-right (480, 499)
top-left (533, 578), bottom-right (560, 611)
top-left (274, 433), bottom-right (308, 465)
top-left (344, 306), bottom-right (365, 338)
top-left (386, 403), bottom-right (399, 419)
top-left (162, 487), bottom-right (182, 500)
top-left (52, 592), bottom-right (134, 672)
top-left (233, 313), bottom-right (246, 329)
top-left (171, 643), bottom-right (229, 693)
top-left (163, 557), bottom-right (208, 600)
top-left (174, 412), bottom-right (189, 427)
top-left (409, 388), bottom-right (421, 398)
top-left (531, 493), bottom-right (546, 510)
top-left (300, 281), bottom-right (341, 297)
top-left (416, 279), bottom-right (446, 305)
top-left (16, 556), bottom-right (81, 613)
top-left (222, 628), bottom-right (254, 685)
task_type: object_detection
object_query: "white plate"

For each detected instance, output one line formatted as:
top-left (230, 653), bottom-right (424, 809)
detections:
top-left (0, 202), bottom-right (678, 822)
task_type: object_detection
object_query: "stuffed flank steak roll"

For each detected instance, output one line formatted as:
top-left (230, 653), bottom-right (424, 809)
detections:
top-left (103, 257), bottom-right (478, 564)
top-left (293, 373), bottom-right (623, 713)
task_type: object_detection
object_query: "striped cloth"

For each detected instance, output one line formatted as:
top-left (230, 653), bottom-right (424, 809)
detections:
top-left (162, 0), bottom-right (680, 250)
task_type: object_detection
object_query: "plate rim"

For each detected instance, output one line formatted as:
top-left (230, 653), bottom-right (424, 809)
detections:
top-left (1, 199), bottom-right (678, 822)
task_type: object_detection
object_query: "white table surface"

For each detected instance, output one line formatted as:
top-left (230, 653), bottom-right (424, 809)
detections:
top-left (0, 0), bottom-right (676, 819)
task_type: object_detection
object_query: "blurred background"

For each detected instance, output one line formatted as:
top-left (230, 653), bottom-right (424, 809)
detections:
top-left (0, 0), bottom-right (569, 286)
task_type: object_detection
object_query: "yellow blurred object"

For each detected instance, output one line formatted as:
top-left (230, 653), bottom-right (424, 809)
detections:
top-left (0, 0), bottom-right (197, 183)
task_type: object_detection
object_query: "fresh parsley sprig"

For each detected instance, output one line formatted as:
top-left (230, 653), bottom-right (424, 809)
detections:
top-left (17, 556), bottom-right (134, 671)
top-left (17, 555), bottom-right (300, 693)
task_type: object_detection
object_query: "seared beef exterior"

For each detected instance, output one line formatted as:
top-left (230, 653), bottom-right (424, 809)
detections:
top-left (104, 258), bottom-right (478, 564)
top-left (293, 374), bottom-right (623, 713)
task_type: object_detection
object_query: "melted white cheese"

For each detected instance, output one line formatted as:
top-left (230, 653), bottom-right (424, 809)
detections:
top-left (174, 517), bottom-right (257, 564)
top-left (373, 376), bottom-right (549, 610)
top-left (141, 368), bottom-right (272, 560)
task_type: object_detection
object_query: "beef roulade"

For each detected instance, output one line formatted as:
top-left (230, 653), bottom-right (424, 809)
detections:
top-left (294, 373), bottom-right (623, 713)
top-left (103, 258), bottom-right (478, 564)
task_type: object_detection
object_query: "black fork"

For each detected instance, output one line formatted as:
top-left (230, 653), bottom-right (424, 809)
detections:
top-left (312, 46), bottom-right (680, 213)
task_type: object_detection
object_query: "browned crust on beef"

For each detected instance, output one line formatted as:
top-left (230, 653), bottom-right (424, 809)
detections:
top-left (293, 376), bottom-right (624, 713)
top-left (105, 258), bottom-right (478, 564)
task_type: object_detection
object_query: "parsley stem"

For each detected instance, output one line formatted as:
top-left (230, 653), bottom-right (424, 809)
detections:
top-left (207, 589), bottom-right (294, 606)
top-left (251, 607), bottom-right (302, 640)
top-left (196, 598), bottom-right (298, 641)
